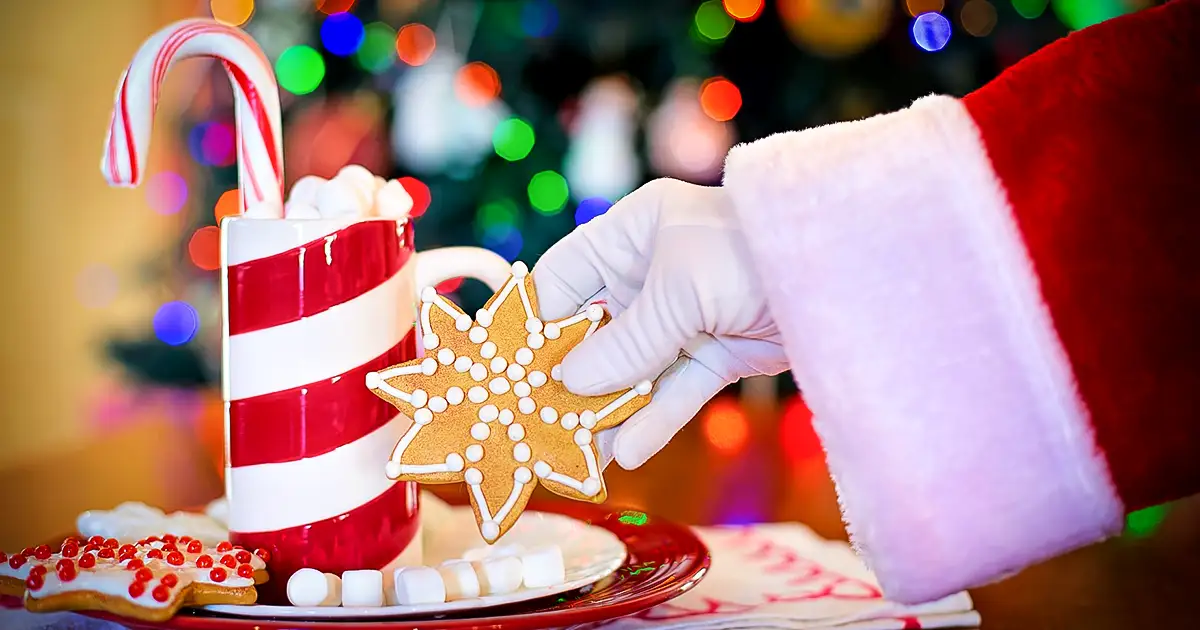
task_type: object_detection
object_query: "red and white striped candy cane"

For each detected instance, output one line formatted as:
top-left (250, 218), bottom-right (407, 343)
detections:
top-left (101, 19), bottom-right (284, 216)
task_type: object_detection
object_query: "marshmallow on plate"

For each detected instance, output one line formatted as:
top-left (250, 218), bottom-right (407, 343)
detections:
top-left (470, 556), bottom-right (524, 596)
top-left (392, 566), bottom-right (446, 605)
top-left (341, 570), bottom-right (385, 607)
top-left (287, 568), bottom-right (342, 607)
top-left (436, 561), bottom-right (481, 601)
top-left (519, 546), bottom-right (566, 589)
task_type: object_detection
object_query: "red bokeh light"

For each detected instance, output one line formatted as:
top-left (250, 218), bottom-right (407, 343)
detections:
top-left (702, 398), bottom-right (750, 454)
top-left (188, 226), bottom-right (222, 271)
top-left (396, 24), bottom-right (436, 67)
top-left (397, 176), bottom-right (431, 217)
top-left (454, 62), bottom-right (501, 107)
top-left (699, 77), bottom-right (743, 122)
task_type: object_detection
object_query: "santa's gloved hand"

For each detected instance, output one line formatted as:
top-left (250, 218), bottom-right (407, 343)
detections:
top-left (532, 178), bottom-right (788, 469)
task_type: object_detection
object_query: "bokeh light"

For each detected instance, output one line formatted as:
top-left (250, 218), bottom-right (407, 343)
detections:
top-left (454, 62), bottom-right (501, 107)
top-left (481, 224), bottom-right (524, 262)
top-left (276, 45), bottom-right (326, 95)
top-left (961, 0), bottom-right (998, 37)
top-left (316, 0), bottom-right (355, 14)
top-left (189, 226), bottom-right (222, 271)
top-left (397, 176), bottom-right (431, 217)
top-left (574, 197), bottom-right (611, 226)
top-left (76, 264), bottom-right (119, 309)
top-left (699, 77), bottom-right (742, 122)
top-left (436, 277), bottom-right (465, 293)
top-left (702, 398), bottom-right (749, 454)
top-left (521, 0), bottom-right (559, 37)
top-left (492, 117), bottom-right (535, 161)
top-left (528, 170), bottom-right (569, 215)
top-left (912, 12), bottom-right (952, 52)
top-left (475, 199), bottom-right (520, 241)
top-left (153, 302), bottom-right (200, 346)
top-left (722, 0), bottom-right (764, 22)
top-left (1125, 503), bottom-right (1169, 537)
top-left (1052, 0), bottom-right (1142, 30)
top-left (695, 0), bottom-right (736, 41)
top-left (396, 24), bottom-right (436, 66)
top-left (188, 121), bottom-right (236, 167)
top-left (1011, 0), bottom-right (1048, 18)
top-left (905, 0), bottom-right (945, 16)
top-left (214, 189), bottom-right (240, 224)
top-left (356, 22), bottom-right (397, 73)
top-left (320, 12), bottom-right (366, 56)
top-left (779, 397), bottom-right (823, 462)
top-left (145, 172), bottom-right (188, 215)
top-left (211, 0), bottom-right (254, 26)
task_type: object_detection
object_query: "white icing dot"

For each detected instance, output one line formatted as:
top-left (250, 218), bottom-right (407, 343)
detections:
top-left (414, 408), bottom-right (433, 425)
top-left (470, 423), bottom-right (490, 441)
top-left (421, 358), bottom-right (437, 375)
top-left (513, 381), bottom-right (532, 398)
top-left (527, 371), bottom-right (547, 388)
top-left (489, 377), bottom-right (511, 395)
top-left (480, 342), bottom-right (498, 359)
top-left (454, 356), bottom-right (473, 372)
top-left (498, 409), bottom-right (515, 426)
top-left (479, 404), bottom-right (499, 423)
top-left (455, 314), bottom-right (472, 332)
top-left (514, 467), bottom-right (533, 484)
top-left (527, 333), bottom-right (545, 349)
top-left (508, 423), bottom-right (526, 441)
top-left (544, 323), bottom-right (561, 339)
top-left (586, 304), bottom-right (604, 322)
top-left (540, 407), bottom-right (558, 424)
top-left (525, 318), bottom-right (543, 334)
top-left (511, 261), bottom-right (529, 278)
top-left (446, 453), bottom-right (465, 472)
top-left (428, 396), bottom-right (448, 413)
top-left (513, 442), bottom-right (532, 463)
top-left (533, 461), bottom-right (552, 478)
top-left (560, 412), bottom-right (579, 430)
top-left (467, 386), bottom-right (489, 403)
top-left (420, 287), bottom-right (437, 303)
top-left (518, 397), bottom-right (536, 415)
top-left (365, 371), bottom-right (382, 389)
top-left (465, 468), bottom-right (484, 485)
top-left (446, 387), bottom-right (465, 405)
top-left (437, 348), bottom-right (455, 365)
top-left (470, 363), bottom-right (488, 382)
top-left (515, 348), bottom-right (534, 366)
top-left (410, 389), bottom-right (429, 409)
top-left (506, 364), bottom-right (526, 382)
top-left (476, 309), bottom-right (493, 327)
top-left (466, 444), bottom-right (484, 462)
top-left (551, 365), bottom-right (563, 381)
top-left (582, 477), bottom-right (601, 497)
top-left (469, 327), bottom-right (488, 344)
top-left (635, 380), bottom-right (653, 395)
top-left (423, 333), bottom-right (440, 350)
top-left (579, 410), bottom-right (597, 429)
top-left (490, 356), bottom-right (508, 373)
top-left (385, 461), bottom-right (401, 478)
top-left (481, 520), bottom-right (500, 541)
top-left (574, 428), bottom-right (593, 446)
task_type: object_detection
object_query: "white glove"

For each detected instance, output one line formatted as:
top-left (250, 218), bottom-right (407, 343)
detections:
top-left (532, 178), bottom-right (789, 469)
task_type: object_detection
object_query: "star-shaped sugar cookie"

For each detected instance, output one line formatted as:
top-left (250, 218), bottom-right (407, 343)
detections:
top-left (366, 262), bottom-right (654, 542)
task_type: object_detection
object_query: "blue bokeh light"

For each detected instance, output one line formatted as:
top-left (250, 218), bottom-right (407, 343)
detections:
top-left (321, 12), bottom-right (366, 57)
top-left (521, 0), bottom-right (559, 38)
top-left (153, 301), bottom-right (200, 346)
top-left (912, 12), bottom-right (952, 52)
top-left (574, 197), bottom-right (612, 226)
top-left (481, 226), bottom-right (524, 262)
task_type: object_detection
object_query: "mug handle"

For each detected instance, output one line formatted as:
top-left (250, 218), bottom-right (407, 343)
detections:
top-left (414, 246), bottom-right (513, 294)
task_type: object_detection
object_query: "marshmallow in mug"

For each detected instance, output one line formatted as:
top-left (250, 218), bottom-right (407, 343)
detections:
top-left (252, 164), bottom-right (414, 220)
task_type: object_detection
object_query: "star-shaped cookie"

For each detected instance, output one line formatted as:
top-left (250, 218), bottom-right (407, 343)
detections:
top-left (366, 262), bottom-right (654, 542)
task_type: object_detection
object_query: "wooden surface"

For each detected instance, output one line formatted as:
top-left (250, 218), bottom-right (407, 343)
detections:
top-left (5, 399), bottom-right (1199, 629)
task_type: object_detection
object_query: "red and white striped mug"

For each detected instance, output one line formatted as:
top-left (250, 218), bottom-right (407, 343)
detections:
top-left (219, 215), bottom-right (510, 602)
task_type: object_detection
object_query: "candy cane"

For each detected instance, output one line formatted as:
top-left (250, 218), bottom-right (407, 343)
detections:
top-left (101, 19), bottom-right (284, 216)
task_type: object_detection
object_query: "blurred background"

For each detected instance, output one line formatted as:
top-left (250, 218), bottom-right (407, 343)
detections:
top-left (0, 0), bottom-right (1177, 550)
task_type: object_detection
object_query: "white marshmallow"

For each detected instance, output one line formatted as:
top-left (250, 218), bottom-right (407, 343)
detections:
top-left (284, 201), bottom-right (322, 219)
top-left (436, 560), bottom-right (481, 601)
top-left (315, 177), bottom-right (369, 218)
top-left (470, 556), bottom-right (524, 596)
top-left (288, 175), bottom-right (327, 205)
top-left (392, 566), bottom-right (446, 605)
top-left (374, 175), bottom-right (387, 191)
top-left (338, 164), bottom-right (378, 201)
top-left (520, 546), bottom-right (566, 589)
top-left (461, 543), bottom-right (525, 562)
top-left (287, 568), bottom-right (341, 607)
top-left (340, 569), bottom-right (385, 607)
top-left (375, 179), bottom-right (414, 219)
top-left (242, 199), bottom-right (283, 219)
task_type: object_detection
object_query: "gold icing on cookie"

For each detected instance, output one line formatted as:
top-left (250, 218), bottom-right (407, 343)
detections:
top-left (367, 262), bottom-right (654, 542)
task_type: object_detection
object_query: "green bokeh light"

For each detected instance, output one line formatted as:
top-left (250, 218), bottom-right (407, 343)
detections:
top-left (1011, 0), bottom-right (1049, 19)
top-left (694, 0), bottom-right (735, 42)
top-left (276, 45), bottom-right (326, 95)
top-left (617, 511), bottom-right (648, 526)
top-left (528, 170), bottom-right (569, 215)
top-left (1125, 504), bottom-right (1168, 537)
top-left (475, 199), bottom-right (520, 241)
top-left (1051, 0), bottom-right (1138, 30)
top-left (356, 23), bottom-right (398, 74)
top-left (493, 118), bottom-right (536, 162)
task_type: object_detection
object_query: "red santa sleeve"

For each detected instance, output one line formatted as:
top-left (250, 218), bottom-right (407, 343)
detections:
top-left (722, 0), bottom-right (1200, 605)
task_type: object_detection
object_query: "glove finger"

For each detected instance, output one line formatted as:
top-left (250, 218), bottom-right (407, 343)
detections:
top-left (612, 356), bottom-right (729, 469)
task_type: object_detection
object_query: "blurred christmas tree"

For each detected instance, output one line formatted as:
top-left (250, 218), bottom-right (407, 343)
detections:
top-left (107, 0), bottom-right (1160, 389)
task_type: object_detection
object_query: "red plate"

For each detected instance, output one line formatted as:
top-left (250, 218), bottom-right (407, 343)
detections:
top-left (64, 500), bottom-right (708, 629)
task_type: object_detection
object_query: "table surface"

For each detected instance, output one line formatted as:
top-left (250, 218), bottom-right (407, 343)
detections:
top-left (5, 397), bottom-right (1198, 629)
